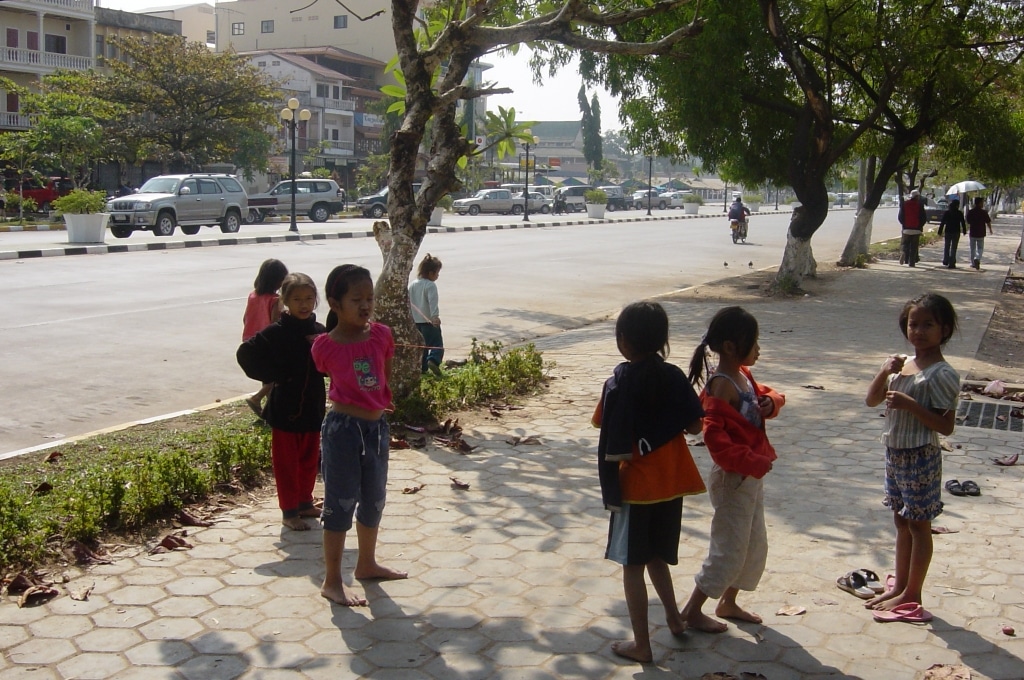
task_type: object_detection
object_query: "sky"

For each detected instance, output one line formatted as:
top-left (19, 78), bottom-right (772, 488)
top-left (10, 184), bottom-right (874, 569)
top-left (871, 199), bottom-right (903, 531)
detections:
top-left (93, 0), bottom-right (622, 131)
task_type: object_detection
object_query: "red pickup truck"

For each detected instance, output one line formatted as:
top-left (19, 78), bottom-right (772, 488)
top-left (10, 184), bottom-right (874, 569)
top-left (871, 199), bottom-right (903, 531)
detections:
top-left (3, 177), bottom-right (74, 211)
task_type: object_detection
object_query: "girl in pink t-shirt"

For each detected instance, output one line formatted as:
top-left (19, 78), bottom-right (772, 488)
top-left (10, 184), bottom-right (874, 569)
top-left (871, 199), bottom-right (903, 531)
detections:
top-left (311, 264), bottom-right (407, 607)
top-left (242, 259), bottom-right (288, 416)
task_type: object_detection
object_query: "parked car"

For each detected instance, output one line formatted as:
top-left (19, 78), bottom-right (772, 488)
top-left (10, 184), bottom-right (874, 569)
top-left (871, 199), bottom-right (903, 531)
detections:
top-left (632, 189), bottom-right (667, 210)
top-left (513, 191), bottom-right (551, 214)
top-left (453, 188), bottom-right (519, 215)
top-left (105, 173), bottom-right (248, 238)
top-left (924, 197), bottom-right (948, 224)
top-left (557, 185), bottom-right (594, 213)
top-left (356, 183), bottom-right (421, 218)
top-left (3, 177), bottom-right (73, 211)
top-left (658, 191), bottom-right (689, 208)
top-left (597, 185), bottom-right (629, 211)
top-left (247, 179), bottom-right (344, 223)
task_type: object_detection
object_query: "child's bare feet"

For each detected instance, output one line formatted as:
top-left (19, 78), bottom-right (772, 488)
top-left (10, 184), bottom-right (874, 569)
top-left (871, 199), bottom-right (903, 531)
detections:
top-left (611, 640), bottom-right (653, 663)
top-left (298, 506), bottom-right (322, 518)
top-left (320, 583), bottom-right (367, 607)
top-left (282, 517), bottom-right (310, 531)
top-left (245, 396), bottom-right (263, 417)
top-left (716, 602), bottom-right (762, 624)
top-left (354, 563), bottom-right (408, 580)
top-left (871, 592), bottom-right (920, 611)
top-left (865, 589), bottom-right (900, 609)
top-left (682, 609), bottom-right (728, 633)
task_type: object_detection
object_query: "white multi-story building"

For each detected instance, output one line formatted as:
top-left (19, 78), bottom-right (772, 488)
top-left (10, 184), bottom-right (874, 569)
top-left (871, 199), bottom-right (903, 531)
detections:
top-left (1, 0), bottom-right (96, 130)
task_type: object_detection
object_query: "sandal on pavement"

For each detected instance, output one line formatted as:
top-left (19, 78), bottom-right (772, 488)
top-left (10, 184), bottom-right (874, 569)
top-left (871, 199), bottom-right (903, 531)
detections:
top-left (960, 480), bottom-right (981, 496)
top-left (872, 602), bottom-right (933, 623)
top-left (854, 569), bottom-right (885, 594)
top-left (837, 571), bottom-right (875, 599)
top-left (944, 479), bottom-right (966, 496)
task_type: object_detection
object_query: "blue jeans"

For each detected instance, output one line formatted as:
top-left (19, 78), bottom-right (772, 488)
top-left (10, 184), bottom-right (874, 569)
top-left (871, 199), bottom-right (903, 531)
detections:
top-left (969, 236), bottom-right (985, 264)
top-left (416, 322), bottom-right (444, 371)
top-left (320, 411), bottom-right (389, 532)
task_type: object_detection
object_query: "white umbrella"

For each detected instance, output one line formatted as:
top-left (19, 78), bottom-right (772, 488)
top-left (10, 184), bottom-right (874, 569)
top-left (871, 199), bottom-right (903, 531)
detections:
top-left (946, 180), bottom-right (986, 195)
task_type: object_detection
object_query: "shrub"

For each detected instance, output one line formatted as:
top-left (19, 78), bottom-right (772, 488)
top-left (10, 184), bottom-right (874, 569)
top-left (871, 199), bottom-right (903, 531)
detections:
top-left (311, 167), bottom-right (332, 178)
top-left (3, 192), bottom-right (38, 214)
top-left (742, 194), bottom-right (763, 203)
top-left (681, 193), bottom-right (703, 205)
top-left (52, 189), bottom-right (108, 215)
top-left (584, 189), bottom-right (608, 204)
top-left (436, 194), bottom-right (454, 210)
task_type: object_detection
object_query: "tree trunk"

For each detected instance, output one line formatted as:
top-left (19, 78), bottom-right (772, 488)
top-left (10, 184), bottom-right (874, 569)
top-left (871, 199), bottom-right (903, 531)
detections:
top-left (839, 207), bottom-right (875, 265)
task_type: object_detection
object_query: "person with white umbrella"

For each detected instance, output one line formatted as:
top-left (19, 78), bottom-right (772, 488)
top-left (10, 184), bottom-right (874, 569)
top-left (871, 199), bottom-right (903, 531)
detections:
top-left (965, 196), bottom-right (993, 269)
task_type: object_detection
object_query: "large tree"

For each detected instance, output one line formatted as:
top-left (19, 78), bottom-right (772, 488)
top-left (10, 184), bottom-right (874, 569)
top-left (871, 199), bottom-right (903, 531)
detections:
top-left (99, 35), bottom-right (279, 175)
top-left (595, 0), bottom-right (1024, 284)
top-left (375, 0), bottom-right (705, 396)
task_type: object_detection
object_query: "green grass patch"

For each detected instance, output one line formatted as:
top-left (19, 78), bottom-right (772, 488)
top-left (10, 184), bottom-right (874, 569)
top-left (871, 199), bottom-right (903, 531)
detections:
top-left (0, 341), bottom-right (549, 573)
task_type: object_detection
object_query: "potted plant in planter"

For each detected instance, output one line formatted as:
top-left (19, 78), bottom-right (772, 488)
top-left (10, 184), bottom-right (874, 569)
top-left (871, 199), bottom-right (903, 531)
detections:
top-left (53, 188), bottom-right (110, 244)
top-left (584, 188), bottom-right (608, 219)
top-left (743, 194), bottom-right (763, 212)
top-left (680, 193), bottom-right (703, 215)
top-left (429, 194), bottom-right (452, 226)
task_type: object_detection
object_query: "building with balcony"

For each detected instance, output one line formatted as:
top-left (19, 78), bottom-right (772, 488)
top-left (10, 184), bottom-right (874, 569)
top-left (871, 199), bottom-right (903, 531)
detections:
top-left (1, 0), bottom-right (96, 131)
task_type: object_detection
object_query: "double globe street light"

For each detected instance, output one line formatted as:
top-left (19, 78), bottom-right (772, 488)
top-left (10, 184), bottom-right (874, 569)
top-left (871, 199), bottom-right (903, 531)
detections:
top-left (280, 97), bottom-right (311, 233)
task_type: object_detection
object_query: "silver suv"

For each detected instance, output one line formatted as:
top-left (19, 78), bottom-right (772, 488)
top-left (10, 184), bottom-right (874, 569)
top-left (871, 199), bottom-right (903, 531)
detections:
top-left (246, 179), bottom-right (345, 223)
top-left (106, 173), bottom-right (248, 238)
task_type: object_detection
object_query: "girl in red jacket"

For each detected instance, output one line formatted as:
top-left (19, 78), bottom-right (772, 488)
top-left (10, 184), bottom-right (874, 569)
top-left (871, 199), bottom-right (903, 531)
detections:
top-left (682, 306), bottom-right (785, 633)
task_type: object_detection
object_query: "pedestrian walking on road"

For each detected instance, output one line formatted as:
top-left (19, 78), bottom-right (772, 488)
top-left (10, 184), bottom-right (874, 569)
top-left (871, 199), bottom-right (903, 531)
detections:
top-left (864, 294), bottom-right (959, 615)
top-left (313, 265), bottom-right (408, 607)
top-left (242, 258), bottom-right (288, 416)
top-left (236, 273), bottom-right (326, 531)
top-left (409, 253), bottom-right (444, 376)
top-left (682, 306), bottom-right (786, 634)
top-left (593, 301), bottom-right (706, 663)
top-left (937, 199), bottom-right (967, 268)
top-left (966, 197), bottom-right (993, 269)
top-left (898, 190), bottom-right (927, 267)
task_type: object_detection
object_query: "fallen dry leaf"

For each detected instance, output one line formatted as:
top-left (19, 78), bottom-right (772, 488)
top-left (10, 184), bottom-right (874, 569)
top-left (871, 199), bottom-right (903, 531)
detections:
top-left (402, 484), bottom-right (425, 494)
top-left (776, 605), bottom-right (806, 616)
top-left (996, 414), bottom-right (1007, 422)
top-left (993, 453), bottom-right (1019, 466)
top-left (67, 540), bottom-right (113, 565)
top-left (66, 583), bottom-right (95, 601)
top-left (506, 435), bottom-right (542, 446)
top-left (150, 534), bottom-right (193, 554)
top-left (449, 476), bottom-right (470, 490)
top-left (921, 663), bottom-right (971, 680)
top-left (390, 437), bottom-right (411, 449)
top-left (175, 509), bottom-right (213, 527)
top-left (802, 384), bottom-right (825, 390)
top-left (812, 597), bottom-right (839, 606)
top-left (44, 451), bottom-right (62, 463)
top-left (2, 572), bottom-right (37, 595)
top-left (18, 585), bottom-right (59, 608)
top-left (931, 526), bottom-right (958, 534)
top-left (32, 482), bottom-right (53, 496)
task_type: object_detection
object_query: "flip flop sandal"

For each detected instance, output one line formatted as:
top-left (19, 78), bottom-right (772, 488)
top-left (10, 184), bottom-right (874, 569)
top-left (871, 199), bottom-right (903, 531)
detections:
top-left (944, 479), bottom-right (966, 496)
top-left (836, 571), bottom-right (874, 599)
top-left (885, 574), bottom-right (896, 590)
top-left (872, 602), bottom-right (933, 623)
top-left (854, 569), bottom-right (885, 594)
top-left (960, 480), bottom-right (981, 496)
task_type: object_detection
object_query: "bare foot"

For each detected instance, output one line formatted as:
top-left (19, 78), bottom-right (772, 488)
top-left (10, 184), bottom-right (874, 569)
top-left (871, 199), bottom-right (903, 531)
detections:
top-left (716, 602), bottom-right (762, 624)
top-left (667, 617), bottom-right (687, 638)
top-left (282, 517), bottom-right (310, 531)
top-left (354, 563), bottom-right (408, 580)
top-left (298, 506), bottom-right (322, 518)
top-left (611, 640), bottom-right (653, 663)
top-left (865, 589), bottom-right (900, 609)
top-left (683, 610), bottom-right (728, 633)
top-left (320, 583), bottom-right (367, 607)
top-left (871, 593), bottom-right (920, 611)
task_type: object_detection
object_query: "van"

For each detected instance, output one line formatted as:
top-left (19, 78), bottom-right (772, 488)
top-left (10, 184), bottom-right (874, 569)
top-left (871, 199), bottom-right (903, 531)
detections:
top-left (557, 185), bottom-right (593, 212)
top-left (532, 185), bottom-right (556, 199)
top-left (598, 185), bottom-right (629, 211)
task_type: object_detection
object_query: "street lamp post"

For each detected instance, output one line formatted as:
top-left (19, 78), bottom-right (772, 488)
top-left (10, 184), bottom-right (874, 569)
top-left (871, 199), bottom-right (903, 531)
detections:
top-left (647, 154), bottom-right (654, 216)
top-left (523, 132), bottom-right (538, 222)
top-left (280, 97), bottom-right (311, 233)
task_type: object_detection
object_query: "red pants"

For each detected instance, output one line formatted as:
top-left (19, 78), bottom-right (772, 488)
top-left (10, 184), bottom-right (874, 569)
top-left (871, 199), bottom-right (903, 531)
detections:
top-left (271, 429), bottom-right (320, 517)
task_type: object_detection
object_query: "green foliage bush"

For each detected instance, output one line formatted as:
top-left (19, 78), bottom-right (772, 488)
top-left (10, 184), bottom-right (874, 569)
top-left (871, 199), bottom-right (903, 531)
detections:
top-left (681, 193), bottom-right (703, 205)
top-left (584, 189), bottom-right (608, 204)
top-left (742, 194), bottom-right (763, 203)
top-left (53, 189), bottom-right (108, 215)
top-left (3, 192), bottom-right (38, 214)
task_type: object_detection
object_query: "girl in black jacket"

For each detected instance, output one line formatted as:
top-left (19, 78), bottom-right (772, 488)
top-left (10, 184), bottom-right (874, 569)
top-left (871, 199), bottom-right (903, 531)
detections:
top-left (237, 272), bottom-right (326, 530)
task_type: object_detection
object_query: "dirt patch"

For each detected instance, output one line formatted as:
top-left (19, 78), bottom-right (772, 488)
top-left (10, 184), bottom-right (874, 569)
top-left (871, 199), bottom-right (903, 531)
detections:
top-left (968, 273), bottom-right (1024, 384)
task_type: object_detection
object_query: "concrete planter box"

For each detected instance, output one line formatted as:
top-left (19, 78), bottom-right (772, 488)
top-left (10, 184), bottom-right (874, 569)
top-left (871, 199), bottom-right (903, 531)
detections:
top-left (683, 202), bottom-right (700, 214)
top-left (586, 203), bottom-right (606, 219)
top-left (65, 213), bottom-right (109, 244)
top-left (427, 207), bottom-right (444, 226)
top-left (747, 202), bottom-right (761, 212)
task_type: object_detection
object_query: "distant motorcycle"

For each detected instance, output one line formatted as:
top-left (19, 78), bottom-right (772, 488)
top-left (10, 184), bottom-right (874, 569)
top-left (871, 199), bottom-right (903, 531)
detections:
top-left (730, 217), bottom-right (748, 244)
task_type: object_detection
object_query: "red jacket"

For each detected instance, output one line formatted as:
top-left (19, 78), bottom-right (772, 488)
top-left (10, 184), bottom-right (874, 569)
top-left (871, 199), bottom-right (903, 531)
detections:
top-left (700, 367), bottom-right (785, 479)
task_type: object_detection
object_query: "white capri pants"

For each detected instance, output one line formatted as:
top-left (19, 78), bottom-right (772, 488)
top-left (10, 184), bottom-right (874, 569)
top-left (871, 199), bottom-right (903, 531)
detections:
top-left (694, 465), bottom-right (768, 599)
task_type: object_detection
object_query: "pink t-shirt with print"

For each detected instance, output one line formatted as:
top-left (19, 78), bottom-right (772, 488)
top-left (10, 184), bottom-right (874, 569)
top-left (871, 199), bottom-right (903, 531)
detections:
top-left (311, 322), bottom-right (394, 411)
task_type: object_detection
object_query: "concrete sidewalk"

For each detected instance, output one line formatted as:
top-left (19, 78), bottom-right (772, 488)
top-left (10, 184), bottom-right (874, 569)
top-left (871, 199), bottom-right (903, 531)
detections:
top-left (1, 226), bottom-right (1022, 680)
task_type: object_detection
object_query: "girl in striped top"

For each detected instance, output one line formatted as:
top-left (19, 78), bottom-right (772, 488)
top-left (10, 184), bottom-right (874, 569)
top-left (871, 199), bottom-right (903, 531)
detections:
top-left (865, 293), bottom-right (959, 613)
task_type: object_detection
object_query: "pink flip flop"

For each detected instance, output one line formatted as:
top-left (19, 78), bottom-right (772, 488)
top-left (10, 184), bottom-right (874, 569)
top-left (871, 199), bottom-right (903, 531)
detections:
top-left (873, 602), bottom-right (933, 623)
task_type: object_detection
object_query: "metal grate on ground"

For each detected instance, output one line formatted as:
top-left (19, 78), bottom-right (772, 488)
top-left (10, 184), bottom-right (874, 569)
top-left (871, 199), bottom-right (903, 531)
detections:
top-left (956, 399), bottom-right (1024, 432)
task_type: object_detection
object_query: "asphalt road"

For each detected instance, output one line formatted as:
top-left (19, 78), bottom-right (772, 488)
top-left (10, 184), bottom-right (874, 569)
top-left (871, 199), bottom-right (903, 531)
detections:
top-left (0, 207), bottom-right (894, 456)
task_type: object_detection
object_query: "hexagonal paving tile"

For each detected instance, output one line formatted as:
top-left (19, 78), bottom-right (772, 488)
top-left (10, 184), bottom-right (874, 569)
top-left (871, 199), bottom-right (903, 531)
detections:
top-left (74, 627), bottom-right (144, 652)
top-left (6, 638), bottom-right (77, 665)
top-left (56, 652), bottom-right (128, 679)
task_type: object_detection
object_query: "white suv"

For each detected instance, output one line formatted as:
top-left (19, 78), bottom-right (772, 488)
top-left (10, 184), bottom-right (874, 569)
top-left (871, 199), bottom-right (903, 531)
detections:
top-left (106, 173), bottom-right (248, 238)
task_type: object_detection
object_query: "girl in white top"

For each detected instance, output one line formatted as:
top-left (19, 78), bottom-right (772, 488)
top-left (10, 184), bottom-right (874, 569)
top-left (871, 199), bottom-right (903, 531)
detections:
top-left (865, 293), bottom-right (959, 614)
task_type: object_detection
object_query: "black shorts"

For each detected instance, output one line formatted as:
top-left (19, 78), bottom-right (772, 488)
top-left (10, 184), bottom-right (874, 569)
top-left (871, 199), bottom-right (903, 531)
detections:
top-left (605, 497), bottom-right (683, 566)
